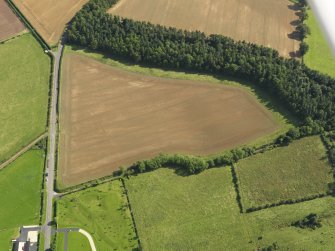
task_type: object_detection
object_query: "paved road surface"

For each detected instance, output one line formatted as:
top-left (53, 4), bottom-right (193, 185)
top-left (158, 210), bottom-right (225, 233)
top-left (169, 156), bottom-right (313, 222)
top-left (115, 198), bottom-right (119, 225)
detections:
top-left (44, 41), bottom-right (64, 250)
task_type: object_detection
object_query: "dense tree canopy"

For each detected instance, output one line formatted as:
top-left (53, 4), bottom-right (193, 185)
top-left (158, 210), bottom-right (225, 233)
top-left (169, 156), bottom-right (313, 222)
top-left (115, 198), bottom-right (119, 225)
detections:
top-left (67, 0), bottom-right (335, 130)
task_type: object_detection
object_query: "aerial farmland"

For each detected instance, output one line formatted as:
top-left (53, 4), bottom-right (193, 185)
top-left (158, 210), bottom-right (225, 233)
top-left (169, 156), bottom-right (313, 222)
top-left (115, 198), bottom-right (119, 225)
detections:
top-left (1, 0), bottom-right (335, 250)
top-left (109, 0), bottom-right (299, 57)
top-left (0, 0), bottom-right (25, 41)
top-left (11, 0), bottom-right (87, 45)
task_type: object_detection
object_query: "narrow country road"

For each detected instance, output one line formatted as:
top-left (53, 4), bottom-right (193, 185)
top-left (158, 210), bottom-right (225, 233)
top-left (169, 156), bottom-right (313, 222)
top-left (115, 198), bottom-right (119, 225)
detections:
top-left (44, 40), bottom-right (64, 250)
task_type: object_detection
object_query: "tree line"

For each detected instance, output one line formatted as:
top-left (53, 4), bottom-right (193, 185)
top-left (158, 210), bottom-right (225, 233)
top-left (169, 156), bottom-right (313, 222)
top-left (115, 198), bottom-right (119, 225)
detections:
top-left (67, 0), bottom-right (335, 130)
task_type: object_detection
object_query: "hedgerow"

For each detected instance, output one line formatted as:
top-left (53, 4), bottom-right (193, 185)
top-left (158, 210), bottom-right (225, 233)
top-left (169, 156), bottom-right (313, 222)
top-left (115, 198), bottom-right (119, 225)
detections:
top-left (67, 0), bottom-right (335, 130)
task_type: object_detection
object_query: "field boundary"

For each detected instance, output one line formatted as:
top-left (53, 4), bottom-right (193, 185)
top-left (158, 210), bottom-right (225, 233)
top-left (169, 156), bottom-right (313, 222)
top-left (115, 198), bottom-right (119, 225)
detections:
top-left (236, 134), bottom-right (335, 213)
top-left (230, 165), bottom-right (243, 213)
top-left (0, 133), bottom-right (47, 170)
top-left (121, 179), bottom-right (142, 250)
top-left (5, 0), bottom-right (50, 50)
top-left (0, 30), bottom-right (28, 44)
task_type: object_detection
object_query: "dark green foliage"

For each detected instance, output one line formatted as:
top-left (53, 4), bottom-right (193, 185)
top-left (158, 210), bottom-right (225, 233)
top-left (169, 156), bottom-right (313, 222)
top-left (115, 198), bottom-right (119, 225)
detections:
top-left (32, 137), bottom-right (48, 150)
top-left (297, 23), bottom-right (311, 39)
top-left (300, 41), bottom-right (309, 56)
top-left (292, 213), bottom-right (322, 229)
top-left (67, 0), bottom-right (335, 130)
top-left (261, 242), bottom-right (279, 251)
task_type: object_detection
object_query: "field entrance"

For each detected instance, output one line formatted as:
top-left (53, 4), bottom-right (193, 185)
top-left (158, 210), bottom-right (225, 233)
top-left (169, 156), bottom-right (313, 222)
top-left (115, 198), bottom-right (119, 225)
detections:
top-left (109, 0), bottom-right (299, 57)
top-left (12, 0), bottom-right (87, 45)
top-left (59, 53), bottom-right (280, 186)
top-left (0, 0), bottom-right (25, 41)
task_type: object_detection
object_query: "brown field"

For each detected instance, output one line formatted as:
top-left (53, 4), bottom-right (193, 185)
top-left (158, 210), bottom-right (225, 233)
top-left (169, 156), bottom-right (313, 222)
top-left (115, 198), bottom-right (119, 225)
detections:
top-left (0, 0), bottom-right (25, 41)
top-left (109, 0), bottom-right (299, 57)
top-left (12, 0), bottom-right (87, 45)
top-left (60, 54), bottom-right (279, 186)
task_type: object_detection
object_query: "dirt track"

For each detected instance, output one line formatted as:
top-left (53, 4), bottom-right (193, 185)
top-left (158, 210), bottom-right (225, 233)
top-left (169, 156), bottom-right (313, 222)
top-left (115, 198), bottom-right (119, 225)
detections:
top-left (59, 54), bottom-right (279, 186)
top-left (12, 0), bottom-right (87, 45)
top-left (109, 0), bottom-right (299, 57)
top-left (0, 0), bottom-right (25, 41)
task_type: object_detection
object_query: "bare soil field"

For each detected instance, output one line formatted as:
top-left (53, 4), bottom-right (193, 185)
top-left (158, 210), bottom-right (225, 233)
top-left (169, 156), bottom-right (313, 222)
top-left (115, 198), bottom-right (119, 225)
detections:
top-left (0, 0), bottom-right (25, 41)
top-left (12, 0), bottom-right (87, 45)
top-left (109, 0), bottom-right (299, 57)
top-left (60, 54), bottom-right (279, 186)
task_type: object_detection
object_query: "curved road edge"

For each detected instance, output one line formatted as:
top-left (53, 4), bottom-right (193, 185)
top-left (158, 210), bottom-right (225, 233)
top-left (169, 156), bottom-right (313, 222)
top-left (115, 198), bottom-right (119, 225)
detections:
top-left (79, 229), bottom-right (97, 251)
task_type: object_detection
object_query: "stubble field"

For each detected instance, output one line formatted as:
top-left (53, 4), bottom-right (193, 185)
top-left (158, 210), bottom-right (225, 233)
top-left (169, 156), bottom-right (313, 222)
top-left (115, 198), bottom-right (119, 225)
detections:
top-left (12, 0), bottom-right (87, 45)
top-left (59, 53), bottom-right (279, 186)
top-left (109, 0), bottom-right (299, 57)
top-left (0, 0), bottom-right (25, 41)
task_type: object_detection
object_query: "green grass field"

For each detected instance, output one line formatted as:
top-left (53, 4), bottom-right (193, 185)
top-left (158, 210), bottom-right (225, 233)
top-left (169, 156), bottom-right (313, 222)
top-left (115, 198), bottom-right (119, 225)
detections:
top-left (56, 180), bottom-right (138, 250)
top-left (305, 10), bottom-right (335, 78)
top-left (126, 167), bottom-right (335, 250)
top-left (64, 46), bottom-right (296, 148)
top-left (0, 33), bottom-right (50, 163)
top-left (0, 150), bottom-right (45, 251)
top-left (236, 136), bottom-right (333, 209)
top-left (56, 232), bottom-right (91, 251)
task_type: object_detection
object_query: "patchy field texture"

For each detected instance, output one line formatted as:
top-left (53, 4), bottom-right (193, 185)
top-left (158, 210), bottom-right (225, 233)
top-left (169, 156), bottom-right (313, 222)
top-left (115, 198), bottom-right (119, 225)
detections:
top-left (12, 0), bottom-right (87, 45)
top-left (56, 181), bottom-right (138, 250)
top-left (109, 0), bottom-right (299, 57)
top-left (56, 232), bottom-right (91, 251)
top-left (0, 0), bottom-right (25, 41)
top-left (0, 34), bottom-right (49, 163)
top-left (126, 168), bottom-right (335, 250)
top-left (236, 136), bottom-right (333, 209)
top-left (305, 10), bottom-right (335, 78)
top-left (0, 150), bottom-right (44, 251)
top-left (60, 53), bottom-right (279, 185)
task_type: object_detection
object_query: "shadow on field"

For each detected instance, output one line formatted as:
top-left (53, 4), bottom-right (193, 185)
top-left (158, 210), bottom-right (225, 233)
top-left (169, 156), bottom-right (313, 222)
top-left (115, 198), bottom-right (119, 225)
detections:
top-left (69, 45), bottom-right (300, 128)
top-left (287, 3), bottom-right (302, 58)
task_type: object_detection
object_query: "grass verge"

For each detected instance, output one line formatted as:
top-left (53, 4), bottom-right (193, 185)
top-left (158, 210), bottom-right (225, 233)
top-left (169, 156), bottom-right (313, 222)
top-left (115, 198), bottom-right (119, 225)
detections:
top-left (56, 180), bottom-right (138, 250)
top-left (126, 167), bottom-right (335, 250)
top-left (304, 10), bottom-right (335, 78)
top-left (0, 33), bottom-right (50, 163)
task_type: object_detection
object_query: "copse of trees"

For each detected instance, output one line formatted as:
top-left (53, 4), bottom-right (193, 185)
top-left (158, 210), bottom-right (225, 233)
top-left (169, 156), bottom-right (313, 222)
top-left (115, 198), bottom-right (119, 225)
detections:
top-left (67, 0), bottom-right (335, 130)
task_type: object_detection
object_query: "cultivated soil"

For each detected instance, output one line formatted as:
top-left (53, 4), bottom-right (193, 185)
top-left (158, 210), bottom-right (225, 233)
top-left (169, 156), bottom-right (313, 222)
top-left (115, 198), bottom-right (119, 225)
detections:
top-left (109, 0), bottom-right (299, 57)
top-left (12, 0), bottom-right (87, 45)
top-left (59, 54), bottom-right (279, 186)
top-left (0, 0), bottom-right (25, 41)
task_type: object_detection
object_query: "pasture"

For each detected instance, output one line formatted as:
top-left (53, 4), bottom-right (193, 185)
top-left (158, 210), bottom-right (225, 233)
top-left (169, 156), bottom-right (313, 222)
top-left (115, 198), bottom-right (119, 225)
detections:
top-left (0, 0), bottom-right (25, 41)
top-left (304, 10), bottom-right (335, 78)
top-left (126, 167), bottom-right (335, 250)
top-left (235, 136), bottom-right (333, 209)
top-left (56, 232), bottom-right (91, 251)
top-left (12, 0), bottom-right (87, 45)
top-left (0, 150), bottom-right (45, 250)
top-left (59, 53), bottom-right (283, 186)
top-left (0, 34), bottom-right (50, 164)
top-left (56, 180), bottom-right (138, 250)
top-left (109, 0), bottom-right (299, 57)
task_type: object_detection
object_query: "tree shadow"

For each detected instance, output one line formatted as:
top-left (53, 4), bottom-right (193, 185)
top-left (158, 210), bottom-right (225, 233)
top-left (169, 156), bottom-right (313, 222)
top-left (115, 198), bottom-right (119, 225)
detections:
top-left (288, 30), bottom-right (302, 41)
top-left (69, 44), bottom-right (300, 128)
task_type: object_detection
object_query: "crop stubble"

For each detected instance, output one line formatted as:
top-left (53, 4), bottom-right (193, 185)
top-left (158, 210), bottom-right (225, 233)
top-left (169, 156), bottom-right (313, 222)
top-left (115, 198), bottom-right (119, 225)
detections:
top-left (109, 0), bottom-right (299, 57)
top-left (59, 54), bottom-right (279, 186)
top-left (0, 0), bottom-right (25, 41)
top-left (12, 0), bottom-right (87, 45)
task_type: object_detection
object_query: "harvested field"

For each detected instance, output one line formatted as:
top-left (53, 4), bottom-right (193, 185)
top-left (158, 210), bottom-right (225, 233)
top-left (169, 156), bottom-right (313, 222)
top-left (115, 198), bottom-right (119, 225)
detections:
top-left (0, 0), bottom-right (25, 41)
top-left (60, 53), bottom-right (279, 186)
top-left (109, 0), bottom-right (299, 57)
top-left (12, 0), bottom-right (87, 45)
